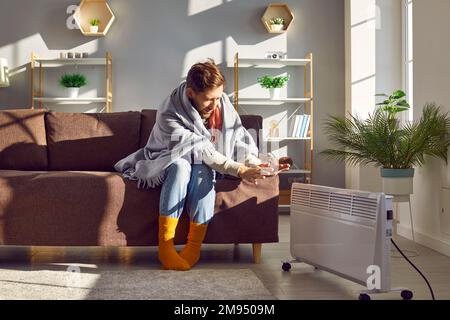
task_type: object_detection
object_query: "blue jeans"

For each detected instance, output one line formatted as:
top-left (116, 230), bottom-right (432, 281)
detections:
top-left (159, 158), bottom-right (216, 224)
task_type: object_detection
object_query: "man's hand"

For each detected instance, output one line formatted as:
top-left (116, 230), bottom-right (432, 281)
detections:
top-left (238, 165), bottom-right (266, 185)
top-left (239, 157), bottom-right (292, 183)
top-left (277, 156), bottom-right (292, 173)
top-left (278, 163), bottom-right (290, 172)
top-left (257, 163), bottom-right (290, 175)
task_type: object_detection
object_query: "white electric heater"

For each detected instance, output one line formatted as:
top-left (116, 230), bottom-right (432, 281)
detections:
top-left (286, 183), bottom-right (412, 299)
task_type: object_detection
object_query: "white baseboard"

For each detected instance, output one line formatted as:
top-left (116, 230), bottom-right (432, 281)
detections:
top-left (397, 224), bottom-right (450, 257)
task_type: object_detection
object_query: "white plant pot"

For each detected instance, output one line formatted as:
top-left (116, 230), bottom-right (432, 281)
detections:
top-left (271, 24), bottom-right (284, 32)
top-left (90, 26), bottom-right (99, 33)
top-left (269, 88), bottom-right (281, 100)
top-left (67, 87), bottom-right (80, 98)
top-left (381, 168), bottom-right (415, 196)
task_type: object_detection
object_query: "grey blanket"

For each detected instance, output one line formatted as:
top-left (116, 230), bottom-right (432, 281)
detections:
top-left (114, 81), bottom-right (258, 189)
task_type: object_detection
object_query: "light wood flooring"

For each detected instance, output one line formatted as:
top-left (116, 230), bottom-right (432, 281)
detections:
top-left (1, 214), bottom-right (449, 300)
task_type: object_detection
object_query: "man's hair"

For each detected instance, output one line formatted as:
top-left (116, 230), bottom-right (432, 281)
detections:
top-left (186, 59), bottom-right (225, 93)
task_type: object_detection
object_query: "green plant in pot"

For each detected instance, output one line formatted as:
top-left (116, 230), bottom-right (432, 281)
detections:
top-left (59, 73), bottom-right (88, 98)
top-left (269, 17), bottom-right (285, 31)
top-left (257, 74), bottom-right (290, 100)
top-left (321, 89), bottom-right (450, 197)
top-left (90, 18), bottom-right (100, 33)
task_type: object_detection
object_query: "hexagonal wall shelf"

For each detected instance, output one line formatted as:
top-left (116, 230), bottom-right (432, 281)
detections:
top-left (74, 0), bottom-right (115, 37)
top-left (261, 3), bottom-right (294, 33)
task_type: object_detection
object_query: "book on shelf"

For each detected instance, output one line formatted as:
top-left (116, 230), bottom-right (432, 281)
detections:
top-left (300, 114), bottom-right (310, 137)
top-left (288, 115), bottom-right (300, 137)
top-left (289, 114), bottom-right (310, 138)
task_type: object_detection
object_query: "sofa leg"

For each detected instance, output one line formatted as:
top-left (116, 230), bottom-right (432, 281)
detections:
top-left (252, 243), bottom-right (261, 264)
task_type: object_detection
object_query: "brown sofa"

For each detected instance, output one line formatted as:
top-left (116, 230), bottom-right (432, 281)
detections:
top-left (0, 109), bottom-right (279, 262)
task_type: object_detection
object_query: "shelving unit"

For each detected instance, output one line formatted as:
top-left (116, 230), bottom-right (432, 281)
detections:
top-left (239, 97), bottom-right (311, 105)
top-left (232, 52), bottom-right (314, 206)
top-left (264, 137), bottom-right (311, 142)
top-left (33, 97), bottom-right (107, 104)
top-left (30, 52), bottom-right (113, 112)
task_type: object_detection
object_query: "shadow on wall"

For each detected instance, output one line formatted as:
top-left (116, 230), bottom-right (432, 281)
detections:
top-left (105, 0), bottom-right (283, 108)
top-left (0, 0), bottom-right (93, 51)
top-left (0, 63), bottom-right (32, 109)
top-left (0, 0), bottom-right (106, 109)
top-left (0, 0), bottom-right (283, 109)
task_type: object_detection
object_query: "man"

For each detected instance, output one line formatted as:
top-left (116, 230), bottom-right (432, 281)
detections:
top-left (115, 60), bottom-right (289, 271)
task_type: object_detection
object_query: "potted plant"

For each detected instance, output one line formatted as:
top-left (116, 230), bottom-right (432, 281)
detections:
top-left (257, 74), bottom-right (290, 99)
top-left (89, 18), bottom-right (100, 33)
top-left (321, 89), bottom-right (450, 196)
top-left (269, 17), bottom-right (285, 32)
top-left (59, 73), bottom-right (88, 98)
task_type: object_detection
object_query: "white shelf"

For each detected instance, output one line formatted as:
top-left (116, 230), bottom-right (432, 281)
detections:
top-left (264, 137), bottom-right (311, 142)
top-left (280, 169), bottom-right (311, 174)
top-left (238, 97), bottom-right (312, 105)
top-left (237, 58), bottom-right (310, 67)
top-left (33, 97), bottom-right (107, 105)
top-left (34, 58), bottom-right (107, 67)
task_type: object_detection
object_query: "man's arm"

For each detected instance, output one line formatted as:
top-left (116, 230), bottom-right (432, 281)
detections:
top-left (202, 146), bottom-right (242, 177)
top-left (245, 153), bottom-right (263, 167)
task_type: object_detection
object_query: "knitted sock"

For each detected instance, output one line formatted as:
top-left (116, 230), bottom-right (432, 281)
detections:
top-left (158, 216), bottom-right (190, 271)
top-left (179, 221), bottom-right (208, 268)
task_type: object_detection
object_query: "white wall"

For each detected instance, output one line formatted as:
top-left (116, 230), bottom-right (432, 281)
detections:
top-left (345, 0), bottom-right (402, 192)
top-left (397, 0), bottom-right (450, 256)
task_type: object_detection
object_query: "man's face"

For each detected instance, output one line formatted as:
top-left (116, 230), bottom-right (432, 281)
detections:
top-left (187, 85), bottom-right (223, 120)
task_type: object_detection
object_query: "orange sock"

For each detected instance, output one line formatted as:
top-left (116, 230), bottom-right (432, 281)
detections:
top-left (179, 221), bottom-right (208, 267)
top-left (158, 216), bottom-right (190, 271)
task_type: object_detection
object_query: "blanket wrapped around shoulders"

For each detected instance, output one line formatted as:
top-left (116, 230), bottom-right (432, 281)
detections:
top-left (114, 81), bottom-right (259, 189)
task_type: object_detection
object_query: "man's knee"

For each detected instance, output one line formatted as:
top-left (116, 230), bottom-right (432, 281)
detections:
top-left (166, 158), bottom-right (192, 182)
top-left (191, 164), bottom-right (214, 181)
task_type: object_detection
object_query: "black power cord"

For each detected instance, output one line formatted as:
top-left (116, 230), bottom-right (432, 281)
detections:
top-left (391, 239), bottom-right (436, 300)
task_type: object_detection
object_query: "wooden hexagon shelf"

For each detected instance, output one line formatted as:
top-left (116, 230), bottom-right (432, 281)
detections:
top-left (261, 3), bottom-right (294, 33)
top-left (74, 0), bottom-right (115, 37)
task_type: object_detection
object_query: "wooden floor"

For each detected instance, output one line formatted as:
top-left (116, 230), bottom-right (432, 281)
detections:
top-left (1, 214), bottom-right (449, 300)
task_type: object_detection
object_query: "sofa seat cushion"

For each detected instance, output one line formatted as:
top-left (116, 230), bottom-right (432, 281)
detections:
top-left (0, 170), bottom-right (159, 246)
top-left (197, 174), bottom-right (279, 244)
top-left (0, 109), bottom-right (48, 170)
top-left (0, 170), bottom-right (279, 246)
top-left (45, 111), bottom-right (141, 171)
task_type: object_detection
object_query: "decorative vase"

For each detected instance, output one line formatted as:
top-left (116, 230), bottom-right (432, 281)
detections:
top-left (268, 120), bottom-right (280, 138)
top-left (67, 87), bottom-right (80, 98)
top-left (90, 26), bottom-right (99, 33)
top-left (269, 88), bottom-right (281, 100)
top-left (380, 168), bottom-right (415, 196)
top-left (271, 24), bottom-right (284, 32)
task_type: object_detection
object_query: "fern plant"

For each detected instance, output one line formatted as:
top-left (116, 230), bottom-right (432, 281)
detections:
top-left (59, 73), bottom-right (88, 88)
top-left (321, 103), bottom-right (450, 169)
top-left (257, 75), bottom-right (290, 89)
